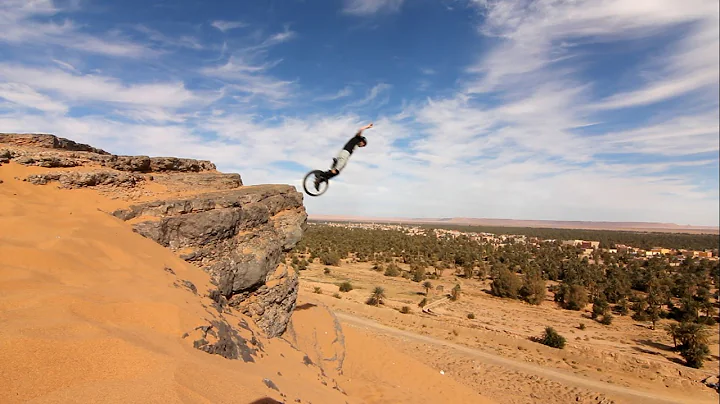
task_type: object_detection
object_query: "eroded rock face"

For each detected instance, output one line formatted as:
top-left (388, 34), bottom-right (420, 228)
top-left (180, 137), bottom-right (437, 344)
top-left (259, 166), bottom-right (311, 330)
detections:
top-left (2, 133), bottom-right (305, 340)
top-left (229, 263), bottom-right (299, 338)
top-left (0, 133), bottom-right (110, 154)
top-left (24, 171), bottom-right (145, 188)
top-left (0, 133), bottom-right (219, 174)
top-left (112, 184), bottom-right (307, 337)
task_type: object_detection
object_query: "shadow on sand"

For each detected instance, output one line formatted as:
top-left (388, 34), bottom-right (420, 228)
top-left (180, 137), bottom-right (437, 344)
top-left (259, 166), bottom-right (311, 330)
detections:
top-left (294, 302), bottom-right (317, 311)
top-left (635, 339), bottom-right (675, 352)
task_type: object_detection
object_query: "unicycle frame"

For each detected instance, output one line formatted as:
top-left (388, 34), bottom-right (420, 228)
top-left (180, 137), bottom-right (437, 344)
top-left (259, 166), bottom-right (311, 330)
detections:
top-left (303, 169), bottom-right (330, 197)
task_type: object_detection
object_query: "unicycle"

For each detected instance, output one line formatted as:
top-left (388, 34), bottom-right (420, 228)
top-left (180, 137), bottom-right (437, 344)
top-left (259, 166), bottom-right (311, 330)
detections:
top-left (303, 170), bottom-right (329, 196)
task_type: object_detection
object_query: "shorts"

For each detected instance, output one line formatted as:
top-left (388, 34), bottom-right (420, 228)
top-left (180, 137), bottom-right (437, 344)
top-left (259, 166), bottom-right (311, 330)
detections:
top-left (332, 149), bottom-right (351, 172)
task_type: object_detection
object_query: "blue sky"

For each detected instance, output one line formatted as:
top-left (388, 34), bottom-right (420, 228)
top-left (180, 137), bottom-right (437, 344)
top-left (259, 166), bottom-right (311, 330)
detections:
top-left (1, 0), bottom-right (718, 226)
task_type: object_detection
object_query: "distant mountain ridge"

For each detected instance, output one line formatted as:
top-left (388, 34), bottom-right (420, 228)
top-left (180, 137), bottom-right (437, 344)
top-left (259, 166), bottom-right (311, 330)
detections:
top-left (308, 215), bottom-right (719, 234)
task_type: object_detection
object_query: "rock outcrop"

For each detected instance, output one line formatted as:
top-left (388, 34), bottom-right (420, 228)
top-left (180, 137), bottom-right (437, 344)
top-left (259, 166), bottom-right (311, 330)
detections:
top-left (0, 133), bottom-right (306, 338)
top-left (25, 170), bottom-right (145, 188)
top-left (112, 185), bottom-right (307, 337)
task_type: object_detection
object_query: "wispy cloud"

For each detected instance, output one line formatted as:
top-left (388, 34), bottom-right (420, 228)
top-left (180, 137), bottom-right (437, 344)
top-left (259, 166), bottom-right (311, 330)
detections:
top-left (211, 20), bottom-right (247, 32)
top-left (467, 0), bottom-right (718, 97)
top-left (315, 86), bottom-right (353, 101)
top-left (200, 26), bottom-right (299, 105)
top-left (0, 0), bottom-right (717, 226)
top-left (0, 82), bottom-right (68, 113)
top-left (200, 56), bottom-right (294, 104)
top-left (597, 112), bottom-right (720, 156)
top-left (133, 25), bottom-right (204, 50)
top-left (244, 26), bottom-right (297, 52)
top-left (342, 0), bottom-right (404, 15)
top-left (347, 83), bottom-right (391, 107)
top-left (0, 63), bottom-right (212, 109)
top-left (0, 0), bottom-right (156, 58)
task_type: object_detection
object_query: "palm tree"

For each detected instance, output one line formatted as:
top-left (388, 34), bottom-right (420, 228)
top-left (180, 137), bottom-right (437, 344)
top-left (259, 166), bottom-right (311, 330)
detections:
top-left (665, 322), bottom-right (680, 348)
top-left (423, 281), bottom-right (433, 296)
top-left (368, 286), bottom-right (386, 306)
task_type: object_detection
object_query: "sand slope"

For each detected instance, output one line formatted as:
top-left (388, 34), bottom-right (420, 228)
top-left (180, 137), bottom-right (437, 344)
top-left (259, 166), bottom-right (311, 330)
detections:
top-left (286, 300), bottom-right (492, 404)
top-left (1, 162), bottom-right (493, 404)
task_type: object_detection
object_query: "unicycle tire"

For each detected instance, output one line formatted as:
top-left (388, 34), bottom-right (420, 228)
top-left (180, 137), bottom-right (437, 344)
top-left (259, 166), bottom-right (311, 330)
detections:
top-left (303, 170), bottom-right (329, 197)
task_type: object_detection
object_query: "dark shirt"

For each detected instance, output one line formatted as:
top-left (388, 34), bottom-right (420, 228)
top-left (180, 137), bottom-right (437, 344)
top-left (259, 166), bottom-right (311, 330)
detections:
top-left (342, 131), bottom-right (364, 154)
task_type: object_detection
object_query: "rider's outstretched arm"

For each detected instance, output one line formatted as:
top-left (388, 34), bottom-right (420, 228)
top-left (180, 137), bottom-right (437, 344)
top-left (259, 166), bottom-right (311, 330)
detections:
top-left (356, 122), bottom-right (373, 136)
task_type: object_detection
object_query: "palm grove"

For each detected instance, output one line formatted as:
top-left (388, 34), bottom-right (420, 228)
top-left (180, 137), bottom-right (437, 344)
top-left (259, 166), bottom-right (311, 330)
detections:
top-left (293, 224), bottom-right (719, 369)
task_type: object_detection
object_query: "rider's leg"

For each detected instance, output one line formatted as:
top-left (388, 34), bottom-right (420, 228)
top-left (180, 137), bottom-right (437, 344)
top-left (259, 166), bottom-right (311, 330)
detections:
top-left (328, 150), bottom-right (349, 177)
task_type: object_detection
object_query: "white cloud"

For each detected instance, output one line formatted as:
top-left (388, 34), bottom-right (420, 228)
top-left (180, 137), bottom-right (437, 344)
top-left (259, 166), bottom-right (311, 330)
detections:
top-left (200, 27), bottom-right (299, 105)
top-left (342, 0), bottom-right (404, 15)
top-left (315, 86), bottom-right (353, 101)
top-left (0, 82), bottom-right (68, 113)
top-left (133, 25), bottom-right (204, 50)
top-left (1, 0), bottom-right (156, 58)
top-left (468, 0), bottom-right (719, 101)
top-left (243, 26), bottom-right (297, 52)
top-left (51, 59), bottom-right (80, 73)
top-left (201, 56), bottom-right (295, 104)
top-left (597, 113), bottom-right (720, 156)
top-left (347, 83), bottom-right (391, 107)
top-left (0, 0), bottom-right (717, 227)
top-left (211, 20), bottom-right (248, 32)
top-left (0, 63), bottom-right (213, 109)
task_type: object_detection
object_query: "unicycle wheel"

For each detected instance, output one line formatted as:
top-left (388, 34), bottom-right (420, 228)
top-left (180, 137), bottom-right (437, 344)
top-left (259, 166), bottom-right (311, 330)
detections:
top-left (303, 170), bottom-right (329, 196)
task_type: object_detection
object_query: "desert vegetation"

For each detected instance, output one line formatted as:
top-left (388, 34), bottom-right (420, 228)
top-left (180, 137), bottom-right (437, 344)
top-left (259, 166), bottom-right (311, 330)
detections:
top-left (294, 224), bottom-right (719, 369)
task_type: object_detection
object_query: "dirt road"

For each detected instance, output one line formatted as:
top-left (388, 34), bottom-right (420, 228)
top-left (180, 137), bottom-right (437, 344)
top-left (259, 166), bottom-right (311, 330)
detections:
top-left (334, 311), bottom-right (712, 404)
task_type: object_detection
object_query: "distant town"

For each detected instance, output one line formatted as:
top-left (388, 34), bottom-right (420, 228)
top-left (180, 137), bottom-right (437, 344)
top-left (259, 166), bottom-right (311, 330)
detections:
top-left (311, 221), bottom-right (718, 262)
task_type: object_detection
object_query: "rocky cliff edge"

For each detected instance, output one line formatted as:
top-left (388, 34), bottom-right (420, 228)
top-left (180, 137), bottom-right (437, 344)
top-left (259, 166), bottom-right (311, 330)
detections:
top-left (0, 133), bottom-right (307, 338)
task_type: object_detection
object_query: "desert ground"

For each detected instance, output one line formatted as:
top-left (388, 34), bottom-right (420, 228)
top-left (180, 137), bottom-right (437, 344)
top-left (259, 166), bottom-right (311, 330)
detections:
top-left (295, 255), bottom-right (720, 404)
top-left (1, 141), bottom-right (717, 404)
top-left (0, 160), bottom-right (493, 404)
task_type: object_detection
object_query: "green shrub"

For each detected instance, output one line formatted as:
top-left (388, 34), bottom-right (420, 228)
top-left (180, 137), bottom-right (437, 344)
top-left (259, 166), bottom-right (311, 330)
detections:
top-left (321, 251), bottom-right (341, 266)
top-left (599, 314), bottom-right (613, 325)
top-left (400, 306), bottom-right (411, 314)
top-left (467, 313), bottom-right (475, 319)
top-left (450, 284), bottom-right (461, 301)
top-left (339, 281), bottom-right (353, 292)
top-left (592, 296), bottom-right (609, 319)
top-left (490, 266), bottom-right (521, 299)
top-left (539, 327), bottom-right (566, 349)
top-left (520, 275), bottom-right (546, 305)
top-left (680, 343), bottom-right (711, 368)
top-left (384, 264), bottom-right (400, 277)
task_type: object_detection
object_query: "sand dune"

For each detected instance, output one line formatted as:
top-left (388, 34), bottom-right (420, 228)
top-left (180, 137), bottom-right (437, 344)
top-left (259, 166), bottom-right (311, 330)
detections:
top-left (0, 162), bottom-right (494, 404)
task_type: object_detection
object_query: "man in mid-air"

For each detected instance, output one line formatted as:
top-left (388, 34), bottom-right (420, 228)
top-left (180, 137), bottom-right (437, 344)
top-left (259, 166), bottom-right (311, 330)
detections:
top-left (315, 122), bottom-right (373, 190)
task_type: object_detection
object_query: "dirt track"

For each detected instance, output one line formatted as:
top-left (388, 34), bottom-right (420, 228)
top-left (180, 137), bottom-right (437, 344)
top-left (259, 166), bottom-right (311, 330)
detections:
top-left (334, 311), bottom-right (710, 404)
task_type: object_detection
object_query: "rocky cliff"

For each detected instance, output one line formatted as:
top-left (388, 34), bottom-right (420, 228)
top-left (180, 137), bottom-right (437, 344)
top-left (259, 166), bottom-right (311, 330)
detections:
top-left (0, 133), bottom-right (307, 338)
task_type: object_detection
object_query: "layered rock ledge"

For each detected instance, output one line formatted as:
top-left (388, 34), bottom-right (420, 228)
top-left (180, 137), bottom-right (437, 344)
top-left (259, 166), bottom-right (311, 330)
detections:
top-left (112, 185), bottom-right (307, 337)
top-left (0, 133), bottom-right (306, 338)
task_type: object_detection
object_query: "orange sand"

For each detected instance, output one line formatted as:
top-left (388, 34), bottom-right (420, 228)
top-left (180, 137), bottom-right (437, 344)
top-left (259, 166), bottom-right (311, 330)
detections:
top-left (0, 162), bottom-right (494, 404)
